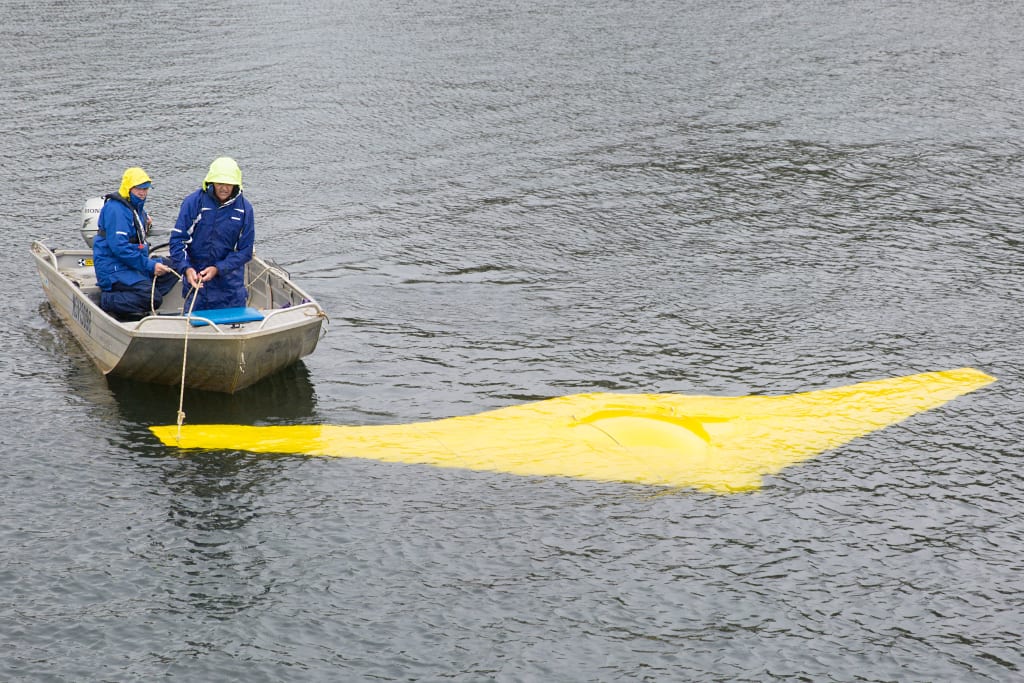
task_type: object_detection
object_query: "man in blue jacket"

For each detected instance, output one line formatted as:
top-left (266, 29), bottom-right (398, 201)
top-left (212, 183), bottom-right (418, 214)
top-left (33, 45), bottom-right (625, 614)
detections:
top-left (170, 157), bottom-right (255, 311)
top-left (93, 167), bottom-right (178, 321)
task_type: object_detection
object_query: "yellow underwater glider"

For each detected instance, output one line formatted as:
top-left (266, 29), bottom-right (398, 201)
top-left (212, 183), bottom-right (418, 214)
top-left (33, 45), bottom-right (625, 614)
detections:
top-left (151, 368), bottom-right (994, 493)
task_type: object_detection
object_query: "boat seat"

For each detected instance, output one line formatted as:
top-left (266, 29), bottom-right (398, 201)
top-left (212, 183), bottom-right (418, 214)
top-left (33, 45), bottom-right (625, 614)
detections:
top-left (188, 306), bottom-right (265, 327)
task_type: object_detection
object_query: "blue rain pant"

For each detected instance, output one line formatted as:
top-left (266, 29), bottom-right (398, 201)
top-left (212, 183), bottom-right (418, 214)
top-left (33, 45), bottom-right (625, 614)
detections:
top-left (100, 267), bottom-right (179, 322)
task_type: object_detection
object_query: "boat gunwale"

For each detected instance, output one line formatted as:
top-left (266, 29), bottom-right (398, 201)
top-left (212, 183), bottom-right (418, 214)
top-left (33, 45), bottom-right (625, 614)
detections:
top-left (126, 302), bottom-right (325, 339)
top-left (31, 240), bottom-right (326, 332)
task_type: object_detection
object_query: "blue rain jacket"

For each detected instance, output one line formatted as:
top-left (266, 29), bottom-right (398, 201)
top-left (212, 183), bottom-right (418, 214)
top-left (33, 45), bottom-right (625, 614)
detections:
top-left (170, 185), bottom-right (255, 310)
top-left (93, 193), bottom-right (160, 290)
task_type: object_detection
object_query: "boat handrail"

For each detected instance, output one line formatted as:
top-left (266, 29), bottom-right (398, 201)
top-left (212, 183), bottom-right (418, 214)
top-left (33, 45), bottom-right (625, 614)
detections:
top-left (32, 240), bottom-right (60, 271)
top-left (130, 301), bottom-right (324, 334)
top-left (252, 301), bottom-right (324, 330)
top-left (131, 314), bottom-right (229, 334)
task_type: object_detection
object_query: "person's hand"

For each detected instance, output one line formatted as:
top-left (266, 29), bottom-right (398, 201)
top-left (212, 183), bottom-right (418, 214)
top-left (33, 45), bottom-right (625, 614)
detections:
top-left (186, 267), bottom-right (203, 289)
top-left (154, 261), bottom-right (172, 276)
top-left (197, 265), bottom-right (219, 283)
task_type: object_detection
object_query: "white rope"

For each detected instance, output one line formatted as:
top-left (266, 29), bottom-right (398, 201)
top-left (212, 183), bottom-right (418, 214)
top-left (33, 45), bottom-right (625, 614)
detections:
top-left (244, 263), bottom-right (273, 306)
top-left (167, 263), bottom-right (266, 440)
top-left (176, 283), bottom-right (201, 442)
top-left (149, 266), bottom-right (182, 317)
top-left (142, 263), bottom-right (194, 442)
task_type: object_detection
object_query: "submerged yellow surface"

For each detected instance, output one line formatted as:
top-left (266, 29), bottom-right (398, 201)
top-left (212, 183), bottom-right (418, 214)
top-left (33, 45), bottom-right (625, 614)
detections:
top-left (151, 368), bottom-right (994, 493)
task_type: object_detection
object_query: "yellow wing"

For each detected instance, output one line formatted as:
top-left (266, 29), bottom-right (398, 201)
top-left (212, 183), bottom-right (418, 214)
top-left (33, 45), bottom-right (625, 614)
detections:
top-left (151, 368), bottom-right (994, 493)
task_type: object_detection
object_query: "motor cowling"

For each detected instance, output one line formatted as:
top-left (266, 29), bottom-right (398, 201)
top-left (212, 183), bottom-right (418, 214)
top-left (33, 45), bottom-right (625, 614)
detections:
top-left (80, 196), bottom-right (105, 247)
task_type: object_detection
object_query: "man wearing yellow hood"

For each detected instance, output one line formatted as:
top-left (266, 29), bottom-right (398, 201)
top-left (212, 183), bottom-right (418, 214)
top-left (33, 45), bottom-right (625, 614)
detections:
top-left (169, 157), bottom-right (255, 310)
top-left (92, 167), bottom-right (178, 321)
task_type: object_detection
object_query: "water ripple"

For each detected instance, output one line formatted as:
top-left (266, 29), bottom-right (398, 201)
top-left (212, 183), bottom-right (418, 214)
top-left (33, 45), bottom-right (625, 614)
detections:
top-left (4, 0), bottom-right (1024, 681)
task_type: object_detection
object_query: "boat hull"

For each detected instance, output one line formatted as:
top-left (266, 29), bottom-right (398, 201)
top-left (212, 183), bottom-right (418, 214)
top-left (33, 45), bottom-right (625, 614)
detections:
top-left (32, 240), bottom-right (325, 393)
top-left (110, 324), bottom-right (322, 392)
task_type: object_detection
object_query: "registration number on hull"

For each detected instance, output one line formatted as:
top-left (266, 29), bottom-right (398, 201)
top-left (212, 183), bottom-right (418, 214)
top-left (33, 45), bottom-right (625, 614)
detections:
top-left (72, 294), bottom-right (92, 334)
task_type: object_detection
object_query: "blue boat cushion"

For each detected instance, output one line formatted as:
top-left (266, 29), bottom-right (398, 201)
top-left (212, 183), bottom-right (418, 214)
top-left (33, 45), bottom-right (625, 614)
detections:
top-left (189, 306), bottom-right (265, 327)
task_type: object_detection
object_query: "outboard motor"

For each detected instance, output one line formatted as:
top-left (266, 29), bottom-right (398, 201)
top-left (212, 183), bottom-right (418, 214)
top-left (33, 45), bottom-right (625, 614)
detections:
top-left (80, 196), bottom-right (105, 247)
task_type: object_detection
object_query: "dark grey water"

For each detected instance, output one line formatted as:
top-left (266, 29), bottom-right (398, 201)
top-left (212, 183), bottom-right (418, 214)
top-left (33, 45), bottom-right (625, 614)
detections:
top-left (3, 0), bottom-right (1022, 680)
